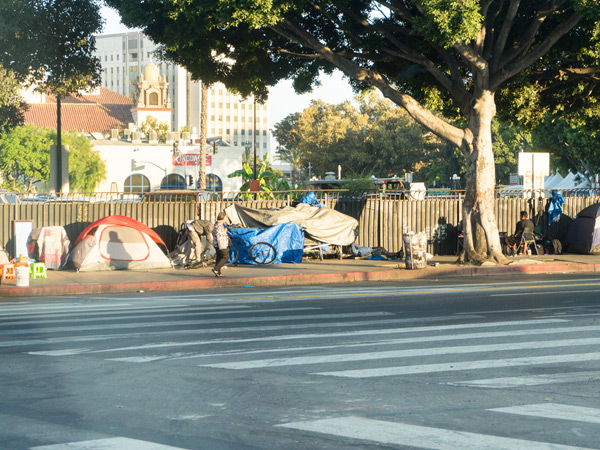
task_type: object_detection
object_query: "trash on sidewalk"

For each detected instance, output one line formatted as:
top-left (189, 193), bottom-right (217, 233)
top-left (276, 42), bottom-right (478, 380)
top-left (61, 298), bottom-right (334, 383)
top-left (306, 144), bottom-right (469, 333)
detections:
top-left (403, 232), bottom-right (427, 269)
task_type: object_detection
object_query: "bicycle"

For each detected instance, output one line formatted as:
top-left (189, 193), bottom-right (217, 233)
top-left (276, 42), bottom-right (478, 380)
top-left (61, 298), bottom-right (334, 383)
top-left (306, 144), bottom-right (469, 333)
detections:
top-left (227, 236), bottom-right (277, 265)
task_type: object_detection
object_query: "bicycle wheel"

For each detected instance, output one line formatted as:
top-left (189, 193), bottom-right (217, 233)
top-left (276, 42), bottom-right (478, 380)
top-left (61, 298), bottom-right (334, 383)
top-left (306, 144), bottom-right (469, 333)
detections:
top-left (249, 242), bottom-right (277, 265)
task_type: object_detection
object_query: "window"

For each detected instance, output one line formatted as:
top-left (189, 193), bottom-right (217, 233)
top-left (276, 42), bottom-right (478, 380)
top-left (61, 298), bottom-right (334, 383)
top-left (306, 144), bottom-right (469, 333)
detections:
top-left (130, 52), bottom-right (138, 61)
top-left (123, 174), bottom-right (151, 193)
top-left (263, 130), bottom-right (267, 136)
top-left (149, 92), bottom-right (159, 106)
top-left (263, 142), bottom-right (267, 148)
top-left (160, 173), bottom-right (186, 190)
top-left (206, 174), bottom-right (223, 192)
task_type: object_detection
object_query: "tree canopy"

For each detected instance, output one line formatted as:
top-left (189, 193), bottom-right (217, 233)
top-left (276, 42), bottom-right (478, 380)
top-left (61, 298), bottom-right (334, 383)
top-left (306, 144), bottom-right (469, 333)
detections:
top-left (0, 126), bottom-right (107, 192)
top-left (0, 125), bottom-right (51, 192)
top-left (0, 64), bottom-right (27, 134)
top-left (107, 0), bottom-right (600, 263)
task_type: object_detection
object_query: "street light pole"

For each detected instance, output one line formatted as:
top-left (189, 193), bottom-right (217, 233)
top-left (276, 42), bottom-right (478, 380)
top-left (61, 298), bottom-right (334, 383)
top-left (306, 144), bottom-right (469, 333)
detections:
top-left (253, 96), bottom-right (257, 180)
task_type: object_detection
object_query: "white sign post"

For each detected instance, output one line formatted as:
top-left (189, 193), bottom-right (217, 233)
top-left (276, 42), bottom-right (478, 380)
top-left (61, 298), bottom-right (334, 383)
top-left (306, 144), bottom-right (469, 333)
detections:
top-left (518, 152), bottom-right (550, 197)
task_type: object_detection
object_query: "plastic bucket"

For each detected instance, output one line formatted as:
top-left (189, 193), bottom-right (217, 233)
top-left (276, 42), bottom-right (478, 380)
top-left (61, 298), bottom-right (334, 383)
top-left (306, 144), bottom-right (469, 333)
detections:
top-left (15, 265), bottom-right (29, 287)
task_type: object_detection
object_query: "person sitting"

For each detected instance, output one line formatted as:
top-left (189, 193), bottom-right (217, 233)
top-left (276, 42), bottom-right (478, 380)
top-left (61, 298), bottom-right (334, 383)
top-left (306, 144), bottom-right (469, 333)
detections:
top-left (505, 210), bottom-right (534, 255)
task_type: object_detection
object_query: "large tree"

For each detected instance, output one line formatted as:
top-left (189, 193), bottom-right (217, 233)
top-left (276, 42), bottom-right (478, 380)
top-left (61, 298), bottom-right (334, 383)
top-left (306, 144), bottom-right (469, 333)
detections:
top-left (106, 0), bottom-right (600, 263)
top-left (0, 0), bottom-right (103, 192)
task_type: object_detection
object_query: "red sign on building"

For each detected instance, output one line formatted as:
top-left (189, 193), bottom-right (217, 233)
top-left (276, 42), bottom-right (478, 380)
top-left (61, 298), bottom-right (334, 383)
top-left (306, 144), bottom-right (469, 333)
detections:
top-left (173, 154), bottom-right (211, 167)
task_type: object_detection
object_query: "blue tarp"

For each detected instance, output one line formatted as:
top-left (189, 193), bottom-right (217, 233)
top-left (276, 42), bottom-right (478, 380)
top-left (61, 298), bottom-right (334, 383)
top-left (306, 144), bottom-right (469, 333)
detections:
top-left (228, 223), bottom-right (305, 264)
top-left (547, 191), bottom-right (565, 226)
top-left (299, 192), bottom-right (325, 207)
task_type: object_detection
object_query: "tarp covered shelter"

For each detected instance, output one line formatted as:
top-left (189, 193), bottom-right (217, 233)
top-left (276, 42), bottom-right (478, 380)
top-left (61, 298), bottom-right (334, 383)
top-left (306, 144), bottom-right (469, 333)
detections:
top-left (564, 203), bottom-right (600, 254)
top-left (224, 203), bottom-right (358, 246)
top-left (229, 223), bottom-right (304, 265)
top-left (70, 215), bottom-right (171, 271)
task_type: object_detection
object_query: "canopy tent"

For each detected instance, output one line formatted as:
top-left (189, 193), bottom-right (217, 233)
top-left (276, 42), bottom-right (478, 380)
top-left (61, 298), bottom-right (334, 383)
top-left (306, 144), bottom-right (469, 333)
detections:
top-left (70, 215), bottom-right (171, 271)
top-left (564, 203), bottom-right (600, 254)
top-left (224, 203), bottom-right (358, 246)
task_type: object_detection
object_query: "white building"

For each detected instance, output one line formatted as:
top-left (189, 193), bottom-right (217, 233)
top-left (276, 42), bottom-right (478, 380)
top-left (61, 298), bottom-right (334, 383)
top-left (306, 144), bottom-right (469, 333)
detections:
top-left (94, 31), bottom-right (271, 159)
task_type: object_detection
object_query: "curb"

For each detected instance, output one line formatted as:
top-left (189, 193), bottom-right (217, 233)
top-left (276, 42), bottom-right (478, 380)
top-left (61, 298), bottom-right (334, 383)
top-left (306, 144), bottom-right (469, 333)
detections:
top-left (1, 262), bottom-right (598, 299)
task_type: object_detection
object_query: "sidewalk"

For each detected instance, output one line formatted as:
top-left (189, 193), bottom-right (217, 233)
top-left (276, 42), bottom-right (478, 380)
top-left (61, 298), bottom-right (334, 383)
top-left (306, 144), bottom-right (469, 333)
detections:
top-left (2, 253), bottom-right (600, 299)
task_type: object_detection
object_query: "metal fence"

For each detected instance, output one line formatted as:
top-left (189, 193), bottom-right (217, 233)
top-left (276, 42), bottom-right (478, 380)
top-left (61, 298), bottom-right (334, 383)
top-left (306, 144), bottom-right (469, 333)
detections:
top-left (2, 189), bottom-right (599, 258)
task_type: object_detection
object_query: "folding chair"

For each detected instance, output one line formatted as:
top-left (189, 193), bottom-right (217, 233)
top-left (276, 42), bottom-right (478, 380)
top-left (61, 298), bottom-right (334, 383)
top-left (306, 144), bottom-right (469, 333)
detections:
top-left (517, 231), bottom-right (539, 255)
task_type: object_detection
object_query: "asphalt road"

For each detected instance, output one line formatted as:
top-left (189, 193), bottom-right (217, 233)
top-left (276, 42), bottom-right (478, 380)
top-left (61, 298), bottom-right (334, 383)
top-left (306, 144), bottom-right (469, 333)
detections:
top-left (1, 275), bottom-right (600, 450)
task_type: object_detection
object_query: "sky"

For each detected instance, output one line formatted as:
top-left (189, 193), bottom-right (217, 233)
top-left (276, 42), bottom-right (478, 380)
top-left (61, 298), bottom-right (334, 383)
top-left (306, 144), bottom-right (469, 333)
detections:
top-left (99, 4), bottom-right (356, 132)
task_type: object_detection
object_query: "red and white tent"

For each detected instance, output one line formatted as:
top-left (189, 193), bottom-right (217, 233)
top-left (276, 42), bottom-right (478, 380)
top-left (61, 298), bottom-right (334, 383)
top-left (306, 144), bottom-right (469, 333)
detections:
top-left (70, 215), bottom-right (171, 271)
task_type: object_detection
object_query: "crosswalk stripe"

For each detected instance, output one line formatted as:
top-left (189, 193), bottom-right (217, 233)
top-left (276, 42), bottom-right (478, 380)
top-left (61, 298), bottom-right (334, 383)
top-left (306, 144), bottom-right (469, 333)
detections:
top-left (277, 416), bottom-right (596, 450)
top-left (490, 403), bottom-right (600, 424)
top-left (0, 312), bottom-right (393, 335)
top-left (17, 318), bottom-right (570, 355)
top-left (0, 307), bottom-right (319, 326)
top-left (0, 318), bottom-right (419, 348)
top-left (314, 352), bottom-right (600, 378)
top-left (199, 336), bottom-right (600, 369)
top-left (449, 371), bottom-right (600, 388)
top-left (79, 324), bottom-right (598, 360)
top-left (31, 437), bottom-right (189, 449)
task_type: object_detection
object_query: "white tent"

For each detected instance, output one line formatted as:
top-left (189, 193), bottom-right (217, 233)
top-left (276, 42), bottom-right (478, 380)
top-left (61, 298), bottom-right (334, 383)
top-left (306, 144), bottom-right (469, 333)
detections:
top-left (70, 215), bottom-right (171, 271)
top-left (553, 171), bottom-right (576, 189)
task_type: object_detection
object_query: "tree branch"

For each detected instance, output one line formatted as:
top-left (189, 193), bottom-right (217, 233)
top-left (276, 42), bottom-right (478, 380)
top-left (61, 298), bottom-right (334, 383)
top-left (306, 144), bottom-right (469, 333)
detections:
top-left (491, 0), bottom-right (521, 72)
top-left (271, 19), bottom-right (466, 148)
top-left (491, 11), bottom-right (581, 89)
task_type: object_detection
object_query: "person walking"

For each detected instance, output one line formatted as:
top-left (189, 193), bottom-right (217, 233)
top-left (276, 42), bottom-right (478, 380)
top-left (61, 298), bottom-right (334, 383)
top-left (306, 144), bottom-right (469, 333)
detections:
top-left (212, 211), bottom-right (229, 277)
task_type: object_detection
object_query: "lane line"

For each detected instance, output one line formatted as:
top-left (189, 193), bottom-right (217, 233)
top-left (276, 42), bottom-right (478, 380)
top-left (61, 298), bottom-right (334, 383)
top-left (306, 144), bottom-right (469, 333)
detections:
top-left (277, 416), bottom-right (596, 450)
top-left (314, 352), bottom-right (600, 378)
top-left (449, 371), bottom-right (600, 388)
top-left (490, 403), bottom-right (600, 424)
top-left (199, 337), bottom-right (600, 370)
top-left (492, 289), bottom-right (600, 297)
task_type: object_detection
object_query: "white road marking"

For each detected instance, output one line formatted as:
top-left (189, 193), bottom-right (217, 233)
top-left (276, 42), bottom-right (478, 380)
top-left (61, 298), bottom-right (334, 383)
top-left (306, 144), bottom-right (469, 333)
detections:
top-left (1, 311), bottom-right (393, 335)
top-left (85, 324), bottom-right (599, 361)
top-left (449, 371), bottom-right (600, 388)
top-left (492, 289), bottom-right (600, 297)
top-left (0, 307), bottom-right (319, 326)
top-left (490, 403), bottom-right (600, 424)
top-left (277, 416), bottom-right (596, 450)
top-left (21, 319), bottom-right (570, 356)
top-left (314, 352), bottom-right (600, 378)
top-left (31, 437), bottom-right (189, 449)
top-left (199, 336), bottom-right (600, 370)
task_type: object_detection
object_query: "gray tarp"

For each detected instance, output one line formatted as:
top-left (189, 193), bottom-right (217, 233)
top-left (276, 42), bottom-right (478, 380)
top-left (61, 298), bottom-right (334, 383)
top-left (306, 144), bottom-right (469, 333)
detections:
top-left (224, 203), bottom-right (358, 246)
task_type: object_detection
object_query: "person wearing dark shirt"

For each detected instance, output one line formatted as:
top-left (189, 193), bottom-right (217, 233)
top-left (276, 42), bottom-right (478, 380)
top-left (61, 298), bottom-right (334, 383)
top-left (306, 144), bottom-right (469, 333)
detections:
top-left (505, 210), bottom-right (534, 255)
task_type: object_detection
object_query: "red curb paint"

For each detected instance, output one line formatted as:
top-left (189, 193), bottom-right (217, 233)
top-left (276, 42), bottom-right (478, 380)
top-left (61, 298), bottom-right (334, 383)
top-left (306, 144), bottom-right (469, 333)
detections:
top-left (0, 263), bottom-right (597, 299)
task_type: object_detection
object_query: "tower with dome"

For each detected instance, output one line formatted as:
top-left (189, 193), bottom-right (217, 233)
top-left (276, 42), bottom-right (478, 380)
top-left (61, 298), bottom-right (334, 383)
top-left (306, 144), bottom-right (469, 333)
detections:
top-left (131, 62), bottom-right (172, 130)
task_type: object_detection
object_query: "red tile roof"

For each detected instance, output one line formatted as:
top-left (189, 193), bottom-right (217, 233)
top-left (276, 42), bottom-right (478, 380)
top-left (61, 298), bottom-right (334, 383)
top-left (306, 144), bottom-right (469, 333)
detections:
top-left (24, 87), bottom-right (134, 133)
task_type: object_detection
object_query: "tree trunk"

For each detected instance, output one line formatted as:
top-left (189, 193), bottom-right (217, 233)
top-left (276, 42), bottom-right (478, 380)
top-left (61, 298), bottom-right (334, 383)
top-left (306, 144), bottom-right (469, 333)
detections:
top-left (56, 96), bottom-right (62, 193)
top-left (459, 91), bottom-right (505, 264)
top-left (199, 83), bottom-right (208, 190)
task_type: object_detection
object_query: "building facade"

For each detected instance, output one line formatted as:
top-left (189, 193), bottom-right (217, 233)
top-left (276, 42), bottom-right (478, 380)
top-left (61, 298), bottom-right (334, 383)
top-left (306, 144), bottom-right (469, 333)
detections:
top-left (94, 31), bottom-right (271, 159)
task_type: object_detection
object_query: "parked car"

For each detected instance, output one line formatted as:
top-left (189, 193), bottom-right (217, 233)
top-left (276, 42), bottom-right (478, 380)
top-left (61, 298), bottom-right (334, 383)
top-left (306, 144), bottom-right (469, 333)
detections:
top-left (0, 190), bottom-right (21, 204)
